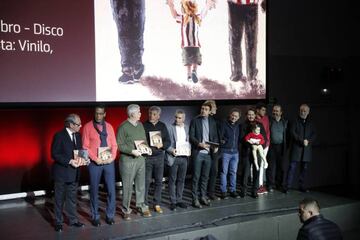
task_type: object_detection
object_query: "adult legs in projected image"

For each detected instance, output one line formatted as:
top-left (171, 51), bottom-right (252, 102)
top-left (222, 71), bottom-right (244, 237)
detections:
top-left (111, 0), bottom-right (145, 84)
top-left (228, 1), bottom-right (266, 93)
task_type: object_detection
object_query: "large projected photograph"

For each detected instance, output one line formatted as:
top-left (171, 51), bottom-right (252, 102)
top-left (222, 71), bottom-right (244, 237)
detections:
top-left (0, 0), bottom-right (266, 103)
top-left (95, 0), bottom-right (266, 101)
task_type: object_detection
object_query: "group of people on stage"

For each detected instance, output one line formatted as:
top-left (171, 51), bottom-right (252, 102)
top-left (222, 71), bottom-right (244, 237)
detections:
top-left (51, 101), bottom-right (317, 232)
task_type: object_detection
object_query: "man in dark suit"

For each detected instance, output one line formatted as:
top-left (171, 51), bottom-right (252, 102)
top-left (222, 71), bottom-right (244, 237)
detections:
top-left (51, 114), bottom-right (85, 232)
top-left (189, 102), bottom-right (219, 208)
top-left (297, 198), bottom-right (343, 240)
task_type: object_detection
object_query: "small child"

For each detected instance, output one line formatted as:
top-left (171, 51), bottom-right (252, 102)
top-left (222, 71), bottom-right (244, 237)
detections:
top-left (244, 124), bottom-right (268, 171)
top-left (167, 0), bottom-right (214, 83)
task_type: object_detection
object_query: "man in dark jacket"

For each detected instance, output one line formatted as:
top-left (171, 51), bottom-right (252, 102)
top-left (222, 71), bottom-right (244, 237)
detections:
top-left (51, 114), bottom-right (86, 232)
top-left (143, 106), bottom-right (171, 214)
top-left (285, 104), bottom-right (316, 193)
top-left (219, 108), bottom-right (242, 199)
top-left (239, 107), bottom-right (267, 198)
top-left (297, 198), bottom-right (343, 240)
top-left (189, 102), bottom-right (219, 208)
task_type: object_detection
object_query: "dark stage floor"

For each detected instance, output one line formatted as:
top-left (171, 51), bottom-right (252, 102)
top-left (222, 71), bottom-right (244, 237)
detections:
top-left (0, 183), bottom-right (359, 240)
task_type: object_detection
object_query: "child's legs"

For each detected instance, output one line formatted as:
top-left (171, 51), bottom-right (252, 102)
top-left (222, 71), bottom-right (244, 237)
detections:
top-left (252, 147), bottom-right (259, 170)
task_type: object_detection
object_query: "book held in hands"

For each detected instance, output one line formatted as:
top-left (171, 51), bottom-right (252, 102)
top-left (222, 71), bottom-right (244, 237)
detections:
top-left (134, 140), bottom-right (152, 155)
top-left (73, 149), bottom-right (90, 165)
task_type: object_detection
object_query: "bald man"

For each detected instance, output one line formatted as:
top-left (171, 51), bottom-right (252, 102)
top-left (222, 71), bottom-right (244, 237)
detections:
top-left (297, 198), bottom-right (342, 240)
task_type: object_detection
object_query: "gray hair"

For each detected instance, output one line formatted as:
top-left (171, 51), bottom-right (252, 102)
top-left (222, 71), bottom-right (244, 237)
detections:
top-left (64, 113), bottom-right (79, 127)
top-left (149, 106), bottom-right (161, 115)
top-left (175, 109), bottom-right (186, 118)
top-left (127, 104), bottom-right (140, 117)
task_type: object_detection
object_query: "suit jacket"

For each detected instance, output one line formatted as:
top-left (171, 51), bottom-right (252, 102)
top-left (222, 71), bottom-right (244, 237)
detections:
top-left (189, 116), bottom-right (219, 161)
top-left (166, 123), bottom-right (189, 166)
top-left (51, 128), bottom-right (82, 182)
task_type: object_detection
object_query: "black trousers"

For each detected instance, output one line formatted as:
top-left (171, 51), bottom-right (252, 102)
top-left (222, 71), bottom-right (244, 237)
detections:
top-left (207, 152), bottom-right (220, 196)
top-left (54, 181), bottom-right (78, 225)
top-left (228, 2), bottom-right (258, 81)
top-left (241, 151), bottom-right (259, 194)
top-left (266, 144), bottom-right (286, 188)
top-left (111, 0), bottom-right (145, 74)
top-left (145, 153), bottom-right (165, 206)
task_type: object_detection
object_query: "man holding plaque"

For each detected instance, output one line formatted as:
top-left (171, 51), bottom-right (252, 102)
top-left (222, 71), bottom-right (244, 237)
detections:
top-left (117, 104), bottom-right (152, 220)
top-left (189, 102), bottom-right (219, 208)
top-left (51, 114), bottom-right (86, 232)
top-left (143, 106), bottom-right (171, 214)
top-left (166, 109), bottom-right (190, 211)
top-left (82, 106), bottom-right (118, 226)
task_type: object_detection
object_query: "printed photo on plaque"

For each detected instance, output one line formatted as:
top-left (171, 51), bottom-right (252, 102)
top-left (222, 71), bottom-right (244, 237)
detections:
top-left (134, 140), bottom-right (152, 155)
top-left (149, 131), bottom-right (162, 147)
top-left (98, 147), bottom-right (112, 161)
top-left (175, 141), bottom-right (191, 157)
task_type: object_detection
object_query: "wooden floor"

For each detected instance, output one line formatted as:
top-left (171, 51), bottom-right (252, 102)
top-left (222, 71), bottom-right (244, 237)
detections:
top-left (0, 182), bottom-right (359, 240)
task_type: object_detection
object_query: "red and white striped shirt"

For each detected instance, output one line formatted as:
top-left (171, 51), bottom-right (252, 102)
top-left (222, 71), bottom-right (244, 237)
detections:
top-left (228, 0), bottom-right (259, 5)
top-left (176, 14), bottom-right (201, 48)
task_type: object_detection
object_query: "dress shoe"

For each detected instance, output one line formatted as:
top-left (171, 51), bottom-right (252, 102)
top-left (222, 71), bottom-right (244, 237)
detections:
top-left (208, 194), bottom-right (220, 201)
top-left (251, 191), bottom-right (259, 199)
top-left (70, 222), bottom-right (85, 228)
top-left (239, 190), bottom-right (246, 198)
top-left (220, 192), bottom-right (229, 200)
top-left (105, 217), bottom-right (115, 225)
top-left (200, 197), bottom-right (211, 206)
top-left (154, 205), bottom-right (163, 214)
top-left (169, 203), bottom-right (177, 211)
top-left (192, 199), bottom-right (202, 208)
top-left (176, 202), bottom-right (188, 209)
top-left (123, 213), bottom-right (131, 221)
top-left (91, 219), bottom-right (101, 227)
top-left (230, 191), bottom-right (240, 199)
top-left (142, 209), bottom-right (152, 217)
top-left (299, 187), bottom-right (309, 193)
top-left (55, 224), bottom-right (63, 232)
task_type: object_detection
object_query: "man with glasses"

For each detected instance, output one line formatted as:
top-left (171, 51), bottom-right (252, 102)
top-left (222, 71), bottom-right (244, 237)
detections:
top-left (51, 114), bottom-right (86, 232)
top-left (82, 106), bottom-right (118, 226)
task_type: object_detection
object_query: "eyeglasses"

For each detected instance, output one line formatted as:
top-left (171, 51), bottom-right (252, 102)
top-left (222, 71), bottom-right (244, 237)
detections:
top-left (72, 122), bottom-right (81, 127)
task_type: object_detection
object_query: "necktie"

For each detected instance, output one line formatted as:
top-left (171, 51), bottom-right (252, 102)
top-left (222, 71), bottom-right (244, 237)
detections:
top-left (72, 133), bottom-right (77, 149)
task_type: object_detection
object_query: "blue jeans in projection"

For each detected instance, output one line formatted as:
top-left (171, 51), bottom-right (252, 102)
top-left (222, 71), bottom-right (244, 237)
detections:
top-left (220, 152), bottom-right (239, 193)
top-left (111, 0), bottom-right (145, 76)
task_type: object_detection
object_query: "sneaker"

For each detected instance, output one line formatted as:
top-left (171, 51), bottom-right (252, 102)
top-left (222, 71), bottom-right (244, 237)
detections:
top-left (220, 192), bottom-right (229, 200)
top-left (257, 185), bottom-right (268, 195)
top-left (118, 73), bottom-right (134, 84)
top-left (200, 197), bottom-right (210, 206)
top-left (105, 217), bottom-right (115, 225)
top-left (142, 209), bottom-right (152, 217)
top-left (229, 191), bottom-right (240, 199)
top-left (192, 199), bottom-right (202, 208)
top-left (91, 219), bottom-right (101, 227)
top-left (176, 202), bottom-right (188, 209)
top-left (133, 64), bottom-right (144, 81)
top-left (123, 213), bottom-right (131, 221)
top-left (191, 71), bottom-right (199, 83)
top-left (208, 194), bottom-right (220, 201)
top-left (154, 205), bottom-right (163, 214)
